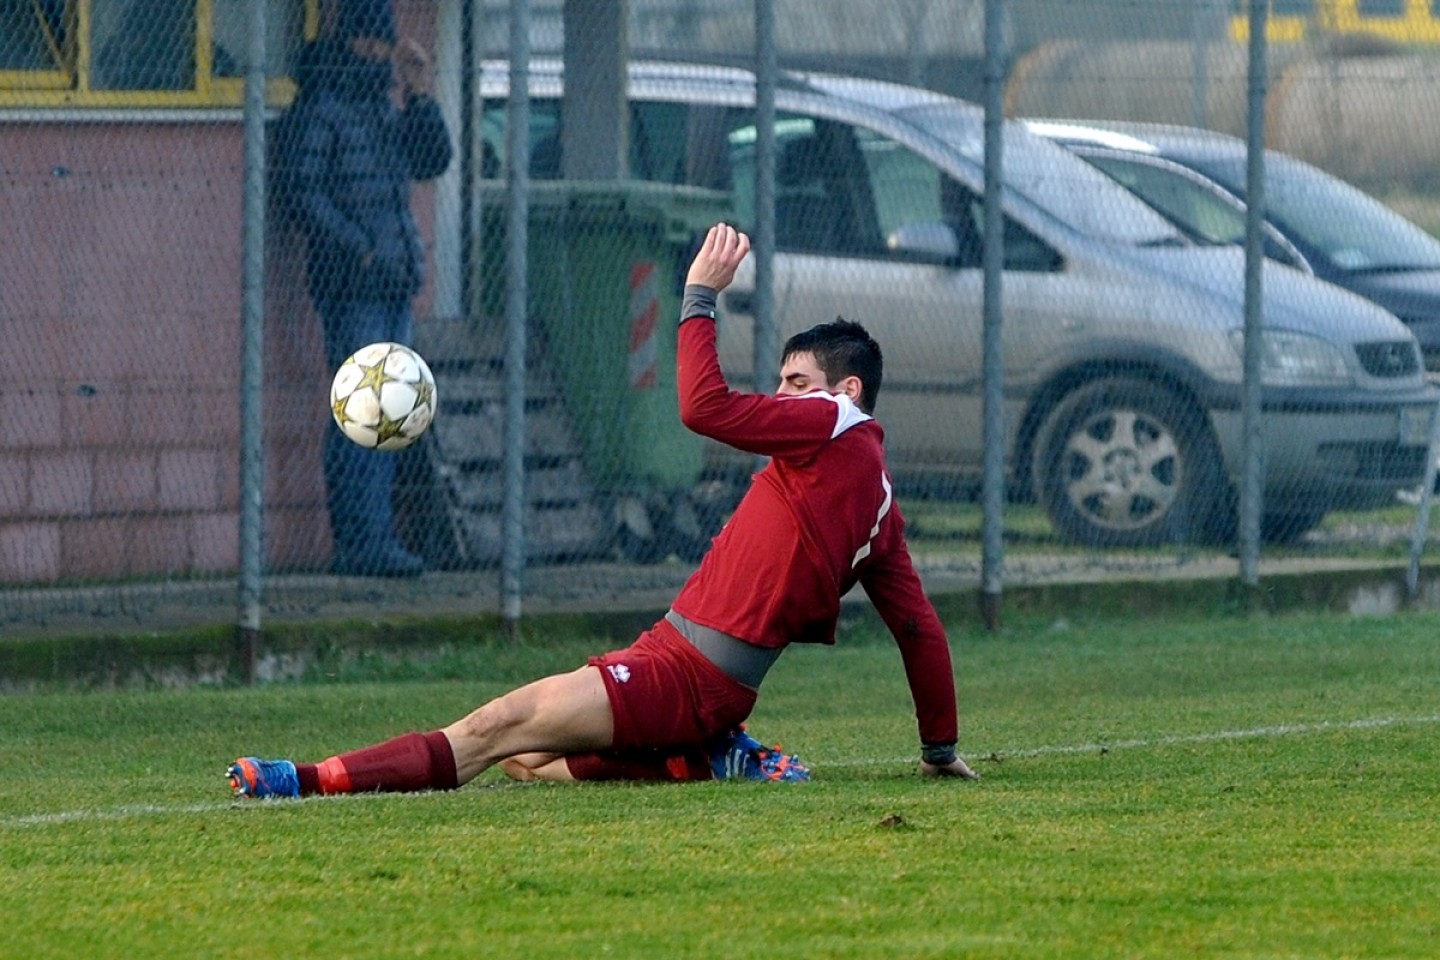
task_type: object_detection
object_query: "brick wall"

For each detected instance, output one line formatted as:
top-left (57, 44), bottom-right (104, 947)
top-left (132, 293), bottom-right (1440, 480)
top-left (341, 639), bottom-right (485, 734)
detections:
top-left (0, 122), bottom-right (337, 584)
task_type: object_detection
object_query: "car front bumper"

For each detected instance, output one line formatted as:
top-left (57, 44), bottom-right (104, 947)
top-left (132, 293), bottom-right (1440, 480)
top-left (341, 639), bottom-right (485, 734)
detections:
top-left (1208, 384), bottom-right (1440, 511)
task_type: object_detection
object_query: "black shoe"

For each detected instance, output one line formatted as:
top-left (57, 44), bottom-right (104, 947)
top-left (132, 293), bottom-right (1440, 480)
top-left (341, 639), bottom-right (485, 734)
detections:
top-left (332, 544), bottom-right (426, 578)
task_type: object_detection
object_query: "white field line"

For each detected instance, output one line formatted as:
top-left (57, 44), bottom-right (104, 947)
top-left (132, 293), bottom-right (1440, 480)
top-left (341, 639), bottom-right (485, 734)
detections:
top-left (5, 713), bottom-right (1439, 829)
top-left (7, 801), bottom-right (242, 826)
top-left (827, 712), bottom-right (1440, 768)
top-left (1, 790), bottom-right (381, 829)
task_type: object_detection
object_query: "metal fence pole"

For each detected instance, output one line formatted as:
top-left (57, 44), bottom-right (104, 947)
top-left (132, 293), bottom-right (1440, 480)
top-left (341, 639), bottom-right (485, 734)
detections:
top-left (1406, 400), bottom-right (1440, 601)
top-left (501, 0), bottom-right (532, 637)
top-left (1238, 0), bottom-right (1269, 591)
top-left (753, 0), bottom-right (777, 398)
top-left (235, 0), bottom-right (268, 682)
top-left (462, 0), bottom-right (485, 321)
top-left (980, 0), bottom-right (1007, 631)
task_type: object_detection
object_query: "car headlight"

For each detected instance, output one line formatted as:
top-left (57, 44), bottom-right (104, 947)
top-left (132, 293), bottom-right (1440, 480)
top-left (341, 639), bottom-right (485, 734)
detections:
top-left (1226, 328), bottom-right (1353, 386)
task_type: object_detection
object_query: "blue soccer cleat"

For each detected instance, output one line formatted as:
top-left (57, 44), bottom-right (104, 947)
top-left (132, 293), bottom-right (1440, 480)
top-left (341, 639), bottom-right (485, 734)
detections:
top-left (754, 745), bottom-right (811, 782)
top-left (227, 756), bottom-right (300, 799)
top-left (710, 726), bottom-right (810, 782)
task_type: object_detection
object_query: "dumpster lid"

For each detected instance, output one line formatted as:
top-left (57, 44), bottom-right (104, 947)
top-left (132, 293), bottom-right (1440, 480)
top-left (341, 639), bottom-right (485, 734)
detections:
top-left (481, 180), bottom-right (733, 239)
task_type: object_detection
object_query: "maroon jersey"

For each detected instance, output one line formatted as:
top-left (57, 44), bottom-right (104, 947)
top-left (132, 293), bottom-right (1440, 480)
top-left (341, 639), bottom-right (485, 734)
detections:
top-left (671, 317), bottom-right (958, 746)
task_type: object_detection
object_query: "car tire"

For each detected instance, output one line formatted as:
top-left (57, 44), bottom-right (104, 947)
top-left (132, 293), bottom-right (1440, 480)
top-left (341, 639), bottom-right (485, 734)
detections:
top-left (1033, 378), bottom-right (1227, 547)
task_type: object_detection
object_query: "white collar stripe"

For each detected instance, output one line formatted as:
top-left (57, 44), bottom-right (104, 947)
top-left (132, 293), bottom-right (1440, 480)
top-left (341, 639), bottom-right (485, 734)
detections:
top-left (778, 390), bottom-right (872, 439)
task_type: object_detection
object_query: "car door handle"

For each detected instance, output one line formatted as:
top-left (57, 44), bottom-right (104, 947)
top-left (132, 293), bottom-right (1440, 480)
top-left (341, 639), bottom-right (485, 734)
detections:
top-left (725, 291), bottom-right (754, 315)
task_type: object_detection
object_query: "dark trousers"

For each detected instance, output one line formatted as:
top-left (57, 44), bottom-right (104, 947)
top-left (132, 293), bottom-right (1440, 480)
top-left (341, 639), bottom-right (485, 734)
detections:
top-left (317, 296), bottom-right (415, 561)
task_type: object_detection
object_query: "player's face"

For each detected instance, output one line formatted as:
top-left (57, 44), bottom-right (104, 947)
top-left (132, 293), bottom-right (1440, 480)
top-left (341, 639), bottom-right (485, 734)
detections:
top-left (777, 352), bottom-right (862, 405)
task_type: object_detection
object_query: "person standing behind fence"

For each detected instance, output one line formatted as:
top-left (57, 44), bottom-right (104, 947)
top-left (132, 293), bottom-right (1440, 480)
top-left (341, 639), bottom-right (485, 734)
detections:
top-left (276, 0), bottom-right (453, 577)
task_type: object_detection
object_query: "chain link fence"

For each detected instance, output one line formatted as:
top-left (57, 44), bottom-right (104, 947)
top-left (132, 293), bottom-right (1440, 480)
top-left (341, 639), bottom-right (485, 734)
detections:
top-left (5, 0), bottom-right (1440, 644)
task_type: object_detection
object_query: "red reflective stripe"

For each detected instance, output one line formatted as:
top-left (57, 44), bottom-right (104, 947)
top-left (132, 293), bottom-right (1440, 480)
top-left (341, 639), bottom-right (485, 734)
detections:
top-left (316, 756), bottom-right (353, 794)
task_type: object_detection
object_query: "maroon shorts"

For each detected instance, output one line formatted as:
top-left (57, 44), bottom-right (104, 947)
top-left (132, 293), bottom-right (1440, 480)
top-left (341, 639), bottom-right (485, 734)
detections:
top-left (588, 618), bottom-right (757, 751)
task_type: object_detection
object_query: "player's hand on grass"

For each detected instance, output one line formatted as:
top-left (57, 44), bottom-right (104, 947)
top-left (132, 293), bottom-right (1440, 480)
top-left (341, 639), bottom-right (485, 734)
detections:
top-left (921, 756), bottom-right (981, 780)
top-left (686, 222), bottom-right (751, 292)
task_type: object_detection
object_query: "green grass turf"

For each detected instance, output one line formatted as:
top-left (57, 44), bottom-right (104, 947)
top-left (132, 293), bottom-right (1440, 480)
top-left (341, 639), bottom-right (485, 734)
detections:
top-left (3, 608), bottom-right (1439, 959)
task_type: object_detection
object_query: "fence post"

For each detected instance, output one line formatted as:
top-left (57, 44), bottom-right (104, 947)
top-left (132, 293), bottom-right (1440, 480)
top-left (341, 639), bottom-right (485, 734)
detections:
top-left (1406, 400), bottom-right (1440, 602)
top-left (235, 0), bottom-right (268, 683)
top-left (1237, 0), bottom-right (1270, 594)
top-left (501, 0), bottom-right (534, 640)
top-left (980, 0), bottom-right (1007, 631)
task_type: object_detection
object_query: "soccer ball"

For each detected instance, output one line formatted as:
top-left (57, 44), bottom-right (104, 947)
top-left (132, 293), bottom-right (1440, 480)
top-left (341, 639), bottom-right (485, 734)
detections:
top-left (329, 342), bottom-right (437, 451)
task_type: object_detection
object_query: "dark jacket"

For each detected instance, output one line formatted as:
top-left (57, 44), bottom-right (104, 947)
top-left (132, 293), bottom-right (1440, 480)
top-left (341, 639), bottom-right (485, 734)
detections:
top-left (275, 39), bottom-right (453, 305)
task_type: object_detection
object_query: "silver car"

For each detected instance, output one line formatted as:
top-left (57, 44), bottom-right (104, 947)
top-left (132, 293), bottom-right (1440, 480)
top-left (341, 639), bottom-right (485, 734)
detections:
top-left (1027, 119), bottom-right (1440, 375)
top-left (480, 61), bottom-right (1439, 547)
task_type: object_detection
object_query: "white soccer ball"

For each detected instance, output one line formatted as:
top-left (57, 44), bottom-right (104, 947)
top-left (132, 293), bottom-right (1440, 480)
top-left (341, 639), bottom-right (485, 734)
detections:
top-left (329, 342), bottom-right (437, 451)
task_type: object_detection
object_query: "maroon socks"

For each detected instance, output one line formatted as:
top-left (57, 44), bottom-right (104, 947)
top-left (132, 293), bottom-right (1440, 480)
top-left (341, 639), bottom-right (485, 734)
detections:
top-left (296, 731), bottom-right (458, 796)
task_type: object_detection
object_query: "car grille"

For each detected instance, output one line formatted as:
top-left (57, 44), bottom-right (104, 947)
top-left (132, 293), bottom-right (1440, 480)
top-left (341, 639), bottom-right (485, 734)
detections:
top-left (1355, 341), bottom-right (1419, 378)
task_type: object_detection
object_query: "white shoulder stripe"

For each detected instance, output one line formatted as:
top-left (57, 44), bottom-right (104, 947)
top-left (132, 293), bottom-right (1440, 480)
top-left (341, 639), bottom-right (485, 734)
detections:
top-left (780, 390), bottom-right (872, 439)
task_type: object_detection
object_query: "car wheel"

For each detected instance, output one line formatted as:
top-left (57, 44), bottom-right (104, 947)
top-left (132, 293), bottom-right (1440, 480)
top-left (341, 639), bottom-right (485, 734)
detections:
top-left (1033, 378), bottom-right (1227, 547)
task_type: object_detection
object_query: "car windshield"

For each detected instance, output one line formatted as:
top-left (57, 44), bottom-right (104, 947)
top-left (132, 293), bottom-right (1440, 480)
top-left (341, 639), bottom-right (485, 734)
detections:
top-left (1190, 153), bottom-right (1440, 273)
top-left (897, 102), bottom-right (1183, 246)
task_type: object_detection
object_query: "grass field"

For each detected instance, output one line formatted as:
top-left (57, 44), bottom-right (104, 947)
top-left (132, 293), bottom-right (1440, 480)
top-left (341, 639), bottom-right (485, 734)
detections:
top-left (3, 605), bottom-right (1439, 959)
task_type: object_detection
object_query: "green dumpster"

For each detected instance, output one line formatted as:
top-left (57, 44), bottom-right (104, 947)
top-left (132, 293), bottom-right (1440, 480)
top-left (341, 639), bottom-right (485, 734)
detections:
top-left (482, 181), bottom-right (733, 493)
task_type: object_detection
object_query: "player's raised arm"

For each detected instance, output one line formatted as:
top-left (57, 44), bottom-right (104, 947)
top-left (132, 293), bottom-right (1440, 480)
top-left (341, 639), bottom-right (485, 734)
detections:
top-left (686, 223), bottom-right (751, 294)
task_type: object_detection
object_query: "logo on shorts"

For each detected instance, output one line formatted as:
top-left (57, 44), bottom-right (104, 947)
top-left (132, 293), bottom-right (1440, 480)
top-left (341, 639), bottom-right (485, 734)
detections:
top-left (607, 664), bottom-right (632, 683)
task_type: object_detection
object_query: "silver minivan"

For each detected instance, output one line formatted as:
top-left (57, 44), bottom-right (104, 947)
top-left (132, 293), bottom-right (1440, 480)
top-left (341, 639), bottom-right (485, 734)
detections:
top-left (480, 61), bottom-right (1439, 547)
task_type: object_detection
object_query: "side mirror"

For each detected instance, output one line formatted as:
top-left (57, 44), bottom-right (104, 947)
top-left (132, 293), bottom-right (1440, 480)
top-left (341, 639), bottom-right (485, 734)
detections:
top-left (886, 222), bottom-right (961, 264)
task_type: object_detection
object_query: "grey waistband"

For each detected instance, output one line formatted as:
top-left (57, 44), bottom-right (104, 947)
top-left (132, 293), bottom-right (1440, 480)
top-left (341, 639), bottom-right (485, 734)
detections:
top-left (665, 609), bottom-right (780, 690)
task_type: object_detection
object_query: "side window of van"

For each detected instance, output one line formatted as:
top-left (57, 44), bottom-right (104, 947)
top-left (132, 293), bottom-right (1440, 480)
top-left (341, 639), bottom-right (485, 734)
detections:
top-left (727, 113), bottom-right (884, 255)
top-left (856, 128), bottom-right (944, 242)
top-left (939, 177), bottom-right (1063, 273)
top-left (852, 126), bottom-right (1061, 272)
top-left (998, 215), bottom-right (1064, 271)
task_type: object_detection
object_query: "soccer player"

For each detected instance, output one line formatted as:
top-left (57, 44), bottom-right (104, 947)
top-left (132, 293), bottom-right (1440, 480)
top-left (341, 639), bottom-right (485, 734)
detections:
top-left (227, 223), bottom-right (978, 798)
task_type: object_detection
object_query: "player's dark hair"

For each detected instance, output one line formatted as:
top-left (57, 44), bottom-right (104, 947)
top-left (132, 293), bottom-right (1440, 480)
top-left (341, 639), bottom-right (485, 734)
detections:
top-left (782, 317), bottom-right (883, 413)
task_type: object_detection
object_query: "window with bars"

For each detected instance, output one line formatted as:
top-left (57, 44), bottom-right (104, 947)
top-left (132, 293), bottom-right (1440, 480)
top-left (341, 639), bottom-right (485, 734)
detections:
top-left (0, 0), bottom-right (317, 107)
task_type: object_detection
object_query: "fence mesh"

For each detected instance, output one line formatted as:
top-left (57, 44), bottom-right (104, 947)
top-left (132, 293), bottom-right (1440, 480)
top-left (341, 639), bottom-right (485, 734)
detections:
top-left (4, 0), bottom-right (1440, 646)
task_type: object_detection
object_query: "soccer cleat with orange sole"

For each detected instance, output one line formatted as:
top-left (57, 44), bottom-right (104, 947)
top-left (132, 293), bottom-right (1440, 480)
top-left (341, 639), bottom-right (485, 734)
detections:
top-left (227, 756), bottom-right (300, 799)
